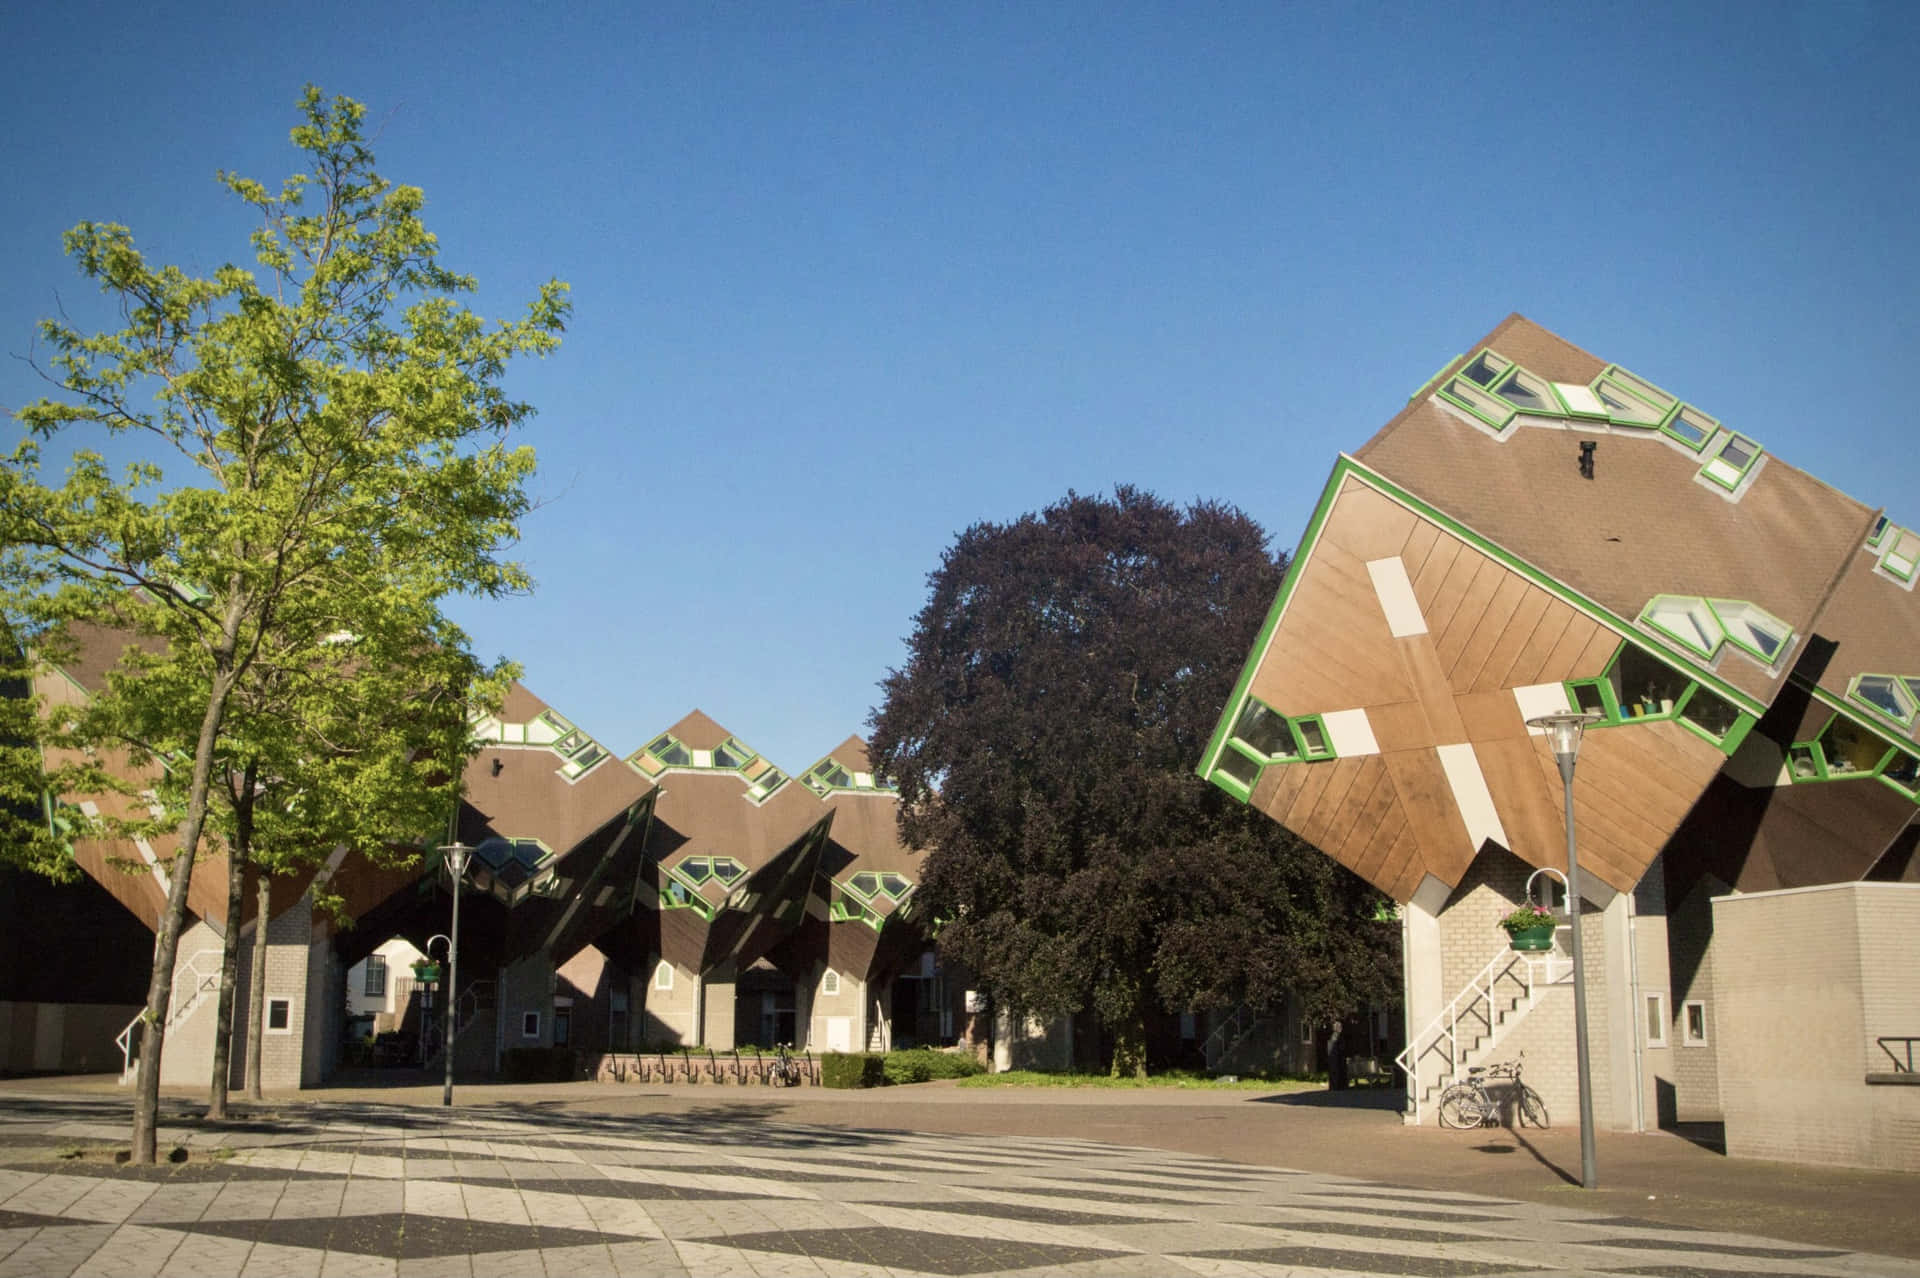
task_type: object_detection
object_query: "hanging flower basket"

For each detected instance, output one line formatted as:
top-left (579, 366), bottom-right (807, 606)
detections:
top-left (412, 961), bottom-right (442, 983)
top-left (1498, 904), bottom-right (1558, 953)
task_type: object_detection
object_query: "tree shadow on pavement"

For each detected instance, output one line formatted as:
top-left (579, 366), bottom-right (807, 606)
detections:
top-left (1248, 1088), bottom-right (1403, 1111)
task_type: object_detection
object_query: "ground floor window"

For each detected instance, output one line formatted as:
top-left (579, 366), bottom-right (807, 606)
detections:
top-left (1682, 999), bottom-right (1709, 1046)
top-left (522, 1011), bottom-right (541, 1039)
top-left (267, 998), bottom-right (292, 1033)
top-left (1645, 992), bottom-right (1668, 1046)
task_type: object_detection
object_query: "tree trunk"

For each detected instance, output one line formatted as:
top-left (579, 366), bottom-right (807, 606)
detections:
top-left (207, 764), bottom-right (256, 1120)
top-left (130, 633), bottom-right (241, 1164)
top-left (246, 869), bottom-right (270, 1101)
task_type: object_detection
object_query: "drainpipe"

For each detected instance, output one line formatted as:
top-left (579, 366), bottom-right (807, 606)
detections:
top-left (1628, 906), bottom-right (1647, 1133)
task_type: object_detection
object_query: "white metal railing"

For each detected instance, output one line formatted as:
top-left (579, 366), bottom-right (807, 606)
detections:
top-left (423, 979), bottom-right (495, 1068)
top-left (1397, 945), bottom-right (1571, 1124)
top-left (117, 948), bottom-right (225, 1083)
top-left (1203, 1006), bottom-right (1270, 1073)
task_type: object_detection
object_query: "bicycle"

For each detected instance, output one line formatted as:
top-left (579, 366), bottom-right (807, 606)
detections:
top-left (1437, 1058), bottom-right (1548, 1129)
top-left (768, 1042), bottom-right (802, 1087)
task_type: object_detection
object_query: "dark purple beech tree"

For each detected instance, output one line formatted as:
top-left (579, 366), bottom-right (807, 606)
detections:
top-left (869, 487), bottom-right (1398, 1077)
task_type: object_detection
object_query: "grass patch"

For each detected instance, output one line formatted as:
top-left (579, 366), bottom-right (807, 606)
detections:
top-left (956, 1069), bottom-right (1325, 1091)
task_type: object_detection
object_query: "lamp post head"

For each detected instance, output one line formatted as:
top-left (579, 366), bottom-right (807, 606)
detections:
top-left (1527, 711), bottom-right (1603, 763)
top-left (439, 842), bottom-right (473, 878)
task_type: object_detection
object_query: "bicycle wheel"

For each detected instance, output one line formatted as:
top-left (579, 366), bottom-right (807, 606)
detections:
top-left (1517, 1085), bottom-right (1549, 1129)
top-left (1437, 1087), bottom-right (1478, 1129)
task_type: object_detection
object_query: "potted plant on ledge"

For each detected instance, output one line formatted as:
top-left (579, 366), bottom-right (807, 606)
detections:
top-left (1498, 903), bottom-right (1558, 952)
top-left (411, 959), bottom-right (442, 984)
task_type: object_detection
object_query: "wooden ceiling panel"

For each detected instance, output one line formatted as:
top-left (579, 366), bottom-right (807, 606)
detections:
top-left (1382, 748), bottom-right (1477, 887)
top-left (1445, 572), bottom-right (1531, 692)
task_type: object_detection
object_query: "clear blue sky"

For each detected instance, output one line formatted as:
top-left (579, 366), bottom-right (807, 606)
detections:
top-left (3, 2), bottom-right (1916, 776)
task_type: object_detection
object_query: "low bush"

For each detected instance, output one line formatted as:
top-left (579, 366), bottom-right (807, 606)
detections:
top-left (882, 1047), bottom-right (986, 1084)
top-left (821, 1052), bottom-right (886, 1088)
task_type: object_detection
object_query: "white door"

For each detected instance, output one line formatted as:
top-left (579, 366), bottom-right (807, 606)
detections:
top-left (825, 1016), bottom-right (852, 1052)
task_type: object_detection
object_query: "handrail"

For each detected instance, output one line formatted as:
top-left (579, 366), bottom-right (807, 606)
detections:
top-left (1396, 945), bottom-right (1570, 1124)
top-left (117, 947), bottom-right (225, 1083)
top-left (1877, 1036), bottom-right (1918, 1073)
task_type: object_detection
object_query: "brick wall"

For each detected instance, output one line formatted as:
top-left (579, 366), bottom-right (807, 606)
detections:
top-left (1713, 882), bottom-right (1920, 1171)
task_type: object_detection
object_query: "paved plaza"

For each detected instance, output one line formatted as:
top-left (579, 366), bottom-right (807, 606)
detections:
top-left (0, 1083), bottom-right (1913, 1277)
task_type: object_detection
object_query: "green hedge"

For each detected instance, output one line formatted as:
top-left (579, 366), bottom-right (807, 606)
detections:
top-left (821, 1052), bottom-right (886, 1088)
top-left (822, 1049), bottom-right (985, 1088)
top-left (882, 1048), bottom-right (986, 1084)
top-left (501, 1046), bottom-right (576, 1082)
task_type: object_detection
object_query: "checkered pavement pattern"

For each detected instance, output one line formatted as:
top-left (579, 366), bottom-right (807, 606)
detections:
top-left (0, 1092), bottom-right (1907, 1277)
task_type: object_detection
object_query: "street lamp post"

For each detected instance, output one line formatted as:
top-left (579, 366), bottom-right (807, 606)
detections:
top-left (1527, 711), bottom-right (1602, 1191)
top-left (437, 843), bottom-right (473, 1108)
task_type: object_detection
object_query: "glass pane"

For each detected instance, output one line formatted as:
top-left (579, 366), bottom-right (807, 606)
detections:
top-left (1571, 681), bottom-right (1607, 718)
top-left (1497, 371), bottom-right (1548, 408)
top-left (1232, 701), bottom-right (1295, 758)
top-left (712, 859), bottom-right (743, 883)
top-left (1463, 352), bottom-right (1506, 387)
top-left (1855, 675), bottom-right (1910, 720)
top-left (682, 857), bottom-right (711, 883)
top-left (1645, 995), bottom-right (1663, 1042)
top-left (1295, 719), bottom-right (1329, 754)
top-left (1668, 409), bottom-right (1712, 446)
top-left (880, 874), bottom-right (910, 898)
top-left (1679, 686), bottom-right (1738, 739)
top-left (1216, 747), bottom-right (1261, 788)
top-left (1823, 717), bottom-right (1887, 775)
top-left (1883, 751), bottom-right (1920, 789)
top-left (1612, 645), bottom-right (1691, 718)
top-left (1789, 744), bottom-right (1822, 780)
top-left (849, 872), bottom-right (880, 897)
top-left (1719, 436), bottom-right (1756, 468)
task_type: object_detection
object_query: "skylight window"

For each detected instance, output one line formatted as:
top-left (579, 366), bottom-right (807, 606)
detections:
top-left (1880, 529), bottom-right (1919, 582)
top-left (1821, 716), bottom-right (1889, 776)
top-left (648, 734), bottom-right (691, 767)
top-left (1701, 434), bottom-right (1762, 490)
top-left (1850, 674), bottom-right (1917, 726)
top-left (1663, 407), bottom-right (1718, 452)
top-left (1707, 599), bottom-right (1791, 666)
top-left (1642, 596), bottom-right (1724, 659)
top-left (1591, 374), bottom-right (1668, 427)
top-left (1461, 350), bottom-right (1511, 388)
top-left (1552, 383), bottom-right (1608, 418)
top-left (712, 739), bottom-right (752, 769)
top-left (1598, 366), bottom-right (1678, 417)
top-left (1436, 376), bottom-right (1518, 432)
top-left (1495, 368), bottom-right (1555, 412)
top-left (1868, 514), bottom-right (1891, 550)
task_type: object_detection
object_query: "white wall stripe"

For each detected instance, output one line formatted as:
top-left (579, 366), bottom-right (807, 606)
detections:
top-left (1513, 683), bottom-right (1574, 731)
top-left (1366, 557), bottom-right (1428, 637)
top-left (1435, 743), bottom-right (1510, 854)
top-left (1321, 708), bottom-right (1380, 758)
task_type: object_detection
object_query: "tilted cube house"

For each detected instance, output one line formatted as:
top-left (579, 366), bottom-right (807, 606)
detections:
top-left (1199, 315), bottom-right (1920, 1171)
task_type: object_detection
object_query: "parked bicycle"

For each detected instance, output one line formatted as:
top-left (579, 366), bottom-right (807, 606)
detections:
top-left (1437, 1058), bottom-right (1548, 1129)
top-left (769, 1042), bottom-right (802, 1087)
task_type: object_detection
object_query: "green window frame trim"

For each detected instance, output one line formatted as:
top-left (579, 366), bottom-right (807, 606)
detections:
top-left (1408, 353), bottom-right (1461, 403)
top-left (1636, 595), bottom-right (1794, 672)
top-left (1795, 687), bottom-right (1920, 802)
top-left (1565, 644), bottom-right (1755, 755)
top-left (1590, 368), bottom-right (1673, 429)
top-left (1699, 432), bottom-right (1763, 491)
top-left (1661, 405), bottom-right (1720, 454)
top-left (1847, 673), bottom-right (1919, 728)
top-left (1434, 375), bottom-right (1518, 432)
top-left (1198, 456), bottom-right (1772, 798)
top-left (1866, 514), bottom-right (1891, 551)
top-left (1879, 528), bottom-right (1920, 582)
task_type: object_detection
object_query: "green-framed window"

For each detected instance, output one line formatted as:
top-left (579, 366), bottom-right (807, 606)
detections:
top-left (1459, 349), bottom-right (1511, 389)
top-left (1493, 366), bottom-right (1557, 415)
top-left (1209, 698), bottom-right (1337, 796)
top-left (1590, 368), bottom-right (1672, 428)
top-left (645, 733), bottom-right (691, 768)
top-left (1565, 643), bottom-right (1754, 753)
top-left (712, 737), bottom-right (755, 769)
top-left (1293, 715), bottom-right (1336, 760)
top-left (1707, 599), bottom-right (1791, 667)
top-left (1787, 713), bottom-right (1919, 799)
top-left (1700, 433), bottom-right (1762, 491)
top-left (748, 766), bottom-right (788, 800)
top-left (1637, 595), bottom-right (1793, 670)
top-left (1880, 528), bottom-right (1920, 582)
top-left (1435, 375), bottom-right (1518, 431)
top-left (1662, 405), bottom-right (1719, 453)
top-left (1848, 674), bottom-right (1919, 727)
top-left (1867, 514), bottom-right (1891, 551)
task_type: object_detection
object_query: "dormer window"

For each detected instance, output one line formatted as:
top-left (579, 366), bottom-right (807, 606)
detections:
top-left (1494, 367), bottom-right (1555, 413)
top-left (1880, 529), bottom-right (1919, 582)
top-left (1461, 350), bottom-right (1510, 388)
top-left (1592, 373), bottom-right (1669, 427)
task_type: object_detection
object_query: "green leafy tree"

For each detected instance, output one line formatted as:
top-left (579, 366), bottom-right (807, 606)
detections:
top-left (0, 88), bottom-right (566, 1160)
top-left (868, 488), bottom-right (1396, 1076)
